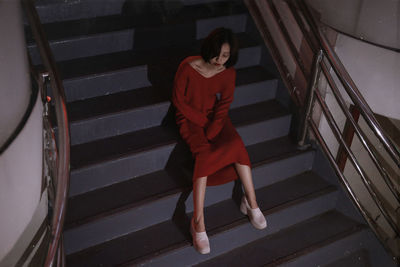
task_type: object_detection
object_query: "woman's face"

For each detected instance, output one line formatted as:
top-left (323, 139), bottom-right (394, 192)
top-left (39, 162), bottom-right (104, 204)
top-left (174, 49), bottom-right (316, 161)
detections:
top-left (210, 43), bottom-right (230, 67)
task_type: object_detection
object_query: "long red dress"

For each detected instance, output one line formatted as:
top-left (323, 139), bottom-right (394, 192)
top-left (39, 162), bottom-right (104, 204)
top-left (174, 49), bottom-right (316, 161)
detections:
top-left (172, 56), bottom-right (251, 186)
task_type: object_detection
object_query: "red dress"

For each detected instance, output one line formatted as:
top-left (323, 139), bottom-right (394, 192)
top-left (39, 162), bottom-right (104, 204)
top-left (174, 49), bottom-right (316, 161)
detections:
top-left (172, 56), bottom-right (251, 186)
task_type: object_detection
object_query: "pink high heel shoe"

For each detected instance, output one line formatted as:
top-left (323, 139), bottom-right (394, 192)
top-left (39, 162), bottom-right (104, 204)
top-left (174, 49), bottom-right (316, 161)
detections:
top-left (240, 195), bottom-right (267, 229)
top-left (190, 217), bottom-right (210, 254)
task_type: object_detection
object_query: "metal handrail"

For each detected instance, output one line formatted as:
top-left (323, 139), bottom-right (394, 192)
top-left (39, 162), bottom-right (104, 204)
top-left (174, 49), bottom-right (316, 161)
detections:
top-left (290, 0), bottom-right (400, 260)
top-left (308, 119), bottom-right (395, 256)
top-left (319, 62), bottom-right (400, 203)
top-left (297, 0), bottom-right (400, 168)
top-left (22, 0), bottom-right (70, 266)
top-left (314, 89), bottom-right (400, 236)
top-left (246, 0), bottom-right (399, 262)
top-left (284, 0), bottom-right (400, 202)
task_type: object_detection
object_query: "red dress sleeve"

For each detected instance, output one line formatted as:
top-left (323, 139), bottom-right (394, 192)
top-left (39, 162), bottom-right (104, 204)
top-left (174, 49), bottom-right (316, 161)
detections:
top-left (172, 63), bottom-right (209, 127)
top-left (206, 68), bottom-right (236, 140)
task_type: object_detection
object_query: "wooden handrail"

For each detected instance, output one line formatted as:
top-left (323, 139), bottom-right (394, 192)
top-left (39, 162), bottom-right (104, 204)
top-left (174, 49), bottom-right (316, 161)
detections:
top-left (22, 0), bottom-right (70, 266)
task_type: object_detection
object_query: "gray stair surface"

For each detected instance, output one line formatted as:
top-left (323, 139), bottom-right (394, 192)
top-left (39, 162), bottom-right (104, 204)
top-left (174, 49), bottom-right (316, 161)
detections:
top-left (23, 0), bottom-right (396, 266)
top-left (56, 31), bottom-right (260, 103)
top-left (65, 171), bottom-right (338, 266)
top-left (68, 100), bottom-right (292, 197)
top-left (28, 1), bottom-right (247, 63)
top-left (195, 210), bottom-right (366, 267)
top-left (65, 136), bottom-right (313, 229)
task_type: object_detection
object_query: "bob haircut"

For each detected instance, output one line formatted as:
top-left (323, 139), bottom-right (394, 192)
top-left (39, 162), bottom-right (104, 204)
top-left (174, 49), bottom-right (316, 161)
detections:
top-left (200, 27), bottom-right (238, 68)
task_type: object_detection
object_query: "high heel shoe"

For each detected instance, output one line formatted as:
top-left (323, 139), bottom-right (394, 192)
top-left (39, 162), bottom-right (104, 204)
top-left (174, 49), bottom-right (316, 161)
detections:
top-left (190, 218), bottom-right (210, 254)
top-left (240, 195), bottom-right (267, 229)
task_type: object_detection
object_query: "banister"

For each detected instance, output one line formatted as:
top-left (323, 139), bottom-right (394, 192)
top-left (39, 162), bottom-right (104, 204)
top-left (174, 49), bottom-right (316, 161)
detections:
top-left (320, 62), bottom-right (400, 203)
top-left (22, 0), bottom-right (70, 266)
top-left (246, 0), bottom-right (399, 262)
top-left (297, 0), bottom-right (400, 168)
top-left (314, 89), bottom-right (400, 236)
top-left (308, 119), bottom-right (395, 257)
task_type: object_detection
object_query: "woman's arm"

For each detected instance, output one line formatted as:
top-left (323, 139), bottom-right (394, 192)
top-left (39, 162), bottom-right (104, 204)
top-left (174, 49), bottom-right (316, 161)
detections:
top-left (172, 63), bottom-right (209, 127)
top-left (206, 69), bottom-right (236, 140)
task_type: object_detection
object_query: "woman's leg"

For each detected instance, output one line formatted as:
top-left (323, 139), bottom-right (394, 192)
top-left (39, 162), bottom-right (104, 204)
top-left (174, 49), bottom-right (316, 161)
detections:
top-left (234, 163), bottom-right (258, 209)
top-left (192, 176), bottom-right (207, 232)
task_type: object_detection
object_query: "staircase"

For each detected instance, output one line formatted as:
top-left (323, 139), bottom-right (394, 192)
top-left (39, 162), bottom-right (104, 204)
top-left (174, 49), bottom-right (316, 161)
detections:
top-left (25, 0), bottom-right (395, 266)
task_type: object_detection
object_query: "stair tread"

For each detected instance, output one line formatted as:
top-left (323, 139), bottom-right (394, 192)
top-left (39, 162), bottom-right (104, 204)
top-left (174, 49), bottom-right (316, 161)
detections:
top-left (27, 1), bottom-right (247, 44)
top-left (66, 171), bottom-right (338, 266)
top-left (70, 99), bottom-right (289, 169)
top-left (195, 210), bottom-right (365, 267)
top-left (66, 135), bottom-right (303, 229)
top-left (65, 169), bottom-right (189, 229)
top-left (67, 65), bottom-right (276, 123)
top-left (51, 32), bottom-right (257, 80)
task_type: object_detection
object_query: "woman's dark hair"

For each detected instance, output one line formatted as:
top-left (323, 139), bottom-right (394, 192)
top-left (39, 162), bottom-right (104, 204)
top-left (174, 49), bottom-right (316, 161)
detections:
top-left (200, 27), bottom-right (238, 68)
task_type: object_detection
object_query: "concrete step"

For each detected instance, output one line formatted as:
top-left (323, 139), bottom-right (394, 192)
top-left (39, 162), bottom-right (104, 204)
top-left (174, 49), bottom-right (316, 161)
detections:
top-left (68, 99), bottom-right (291, 197)
top-left (64, 170), bottom-right (337, 264)
top-left (323, 249), bottom-right (371, 267)
top-left (50, 32), bottom-right (260, 102)
top-left (33, 0), bottom-right (126, 24)
top-left (195, 210), bottom-right (366, 267)
top-left (33, 0), bottom-right (244, 24)
top-left (27, 1), bottom-right (248, 63)
top-left (65, 136), bottom-right (313, 229)
top-left (67, 65), bottom-right (277, 145)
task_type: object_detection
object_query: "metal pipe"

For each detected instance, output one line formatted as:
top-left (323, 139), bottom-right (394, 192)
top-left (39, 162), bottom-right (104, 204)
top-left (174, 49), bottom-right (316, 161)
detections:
top-left (314, 90), bottom-right (399, 236)
top-left (298, 0), bottom-right (400, 168)
top-left (320, 62), bottom-right (400, 203)
top-left (298, 49), bottom-right (323, 147)
top-left (308, 119), bottom-right (396, 261)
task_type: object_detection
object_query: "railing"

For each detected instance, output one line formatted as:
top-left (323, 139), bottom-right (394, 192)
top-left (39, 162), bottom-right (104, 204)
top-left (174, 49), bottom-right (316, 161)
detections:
top-left (22, 0), bottom-right (70, 266)
top-left (245, 0), bottom-right (400, 263)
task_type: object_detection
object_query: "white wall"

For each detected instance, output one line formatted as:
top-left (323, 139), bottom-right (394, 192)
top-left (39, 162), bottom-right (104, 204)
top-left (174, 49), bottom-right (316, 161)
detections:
top-left (0, 1), bottom-right (31, 149)
top-left (0, 94), bottom-right (43, 261)
top-left (0, 1), bottom-right (45, 263)
top-left (334, 34), bottom-right (400, 120)
top-left (307, 0), bottom-right (400, 50)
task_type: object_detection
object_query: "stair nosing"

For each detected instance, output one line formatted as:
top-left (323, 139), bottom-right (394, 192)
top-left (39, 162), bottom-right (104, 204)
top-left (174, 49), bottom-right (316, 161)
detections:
top-left (70, 100), bottom-right (168, 124)
top-left (70, 137), bottom-right (177, 172)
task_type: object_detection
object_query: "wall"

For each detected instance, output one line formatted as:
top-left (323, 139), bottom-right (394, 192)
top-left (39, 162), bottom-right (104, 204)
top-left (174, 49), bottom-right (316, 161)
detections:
top-left (0, 1), bottom-right (31, 149)
top-left (0, 1), bottom-right (46, 264)
top-left (334, 33), bottom-right (400, 120)
top-left (307, 0), bottom-right (400, 50)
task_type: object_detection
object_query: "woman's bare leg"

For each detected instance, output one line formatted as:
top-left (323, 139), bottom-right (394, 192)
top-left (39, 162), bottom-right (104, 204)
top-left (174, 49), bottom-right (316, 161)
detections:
top-left (234, 163), bottom-right (258, 209)
top-left (192, 176), bottom-right (207, 232)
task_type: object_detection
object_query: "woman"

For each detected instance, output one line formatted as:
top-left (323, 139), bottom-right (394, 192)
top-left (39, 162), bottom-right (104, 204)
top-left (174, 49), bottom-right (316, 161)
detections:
top-left (172, 28), bottom-right (267, 254)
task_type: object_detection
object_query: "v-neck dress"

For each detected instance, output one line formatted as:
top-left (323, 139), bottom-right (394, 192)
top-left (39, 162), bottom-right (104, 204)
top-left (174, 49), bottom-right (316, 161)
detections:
top-left (172, 56), bottom-right (251, 186)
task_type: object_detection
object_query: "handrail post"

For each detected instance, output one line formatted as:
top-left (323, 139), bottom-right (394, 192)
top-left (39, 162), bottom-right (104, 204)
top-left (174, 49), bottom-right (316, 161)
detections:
top-left (298, 49), bottom-right (323, 149)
